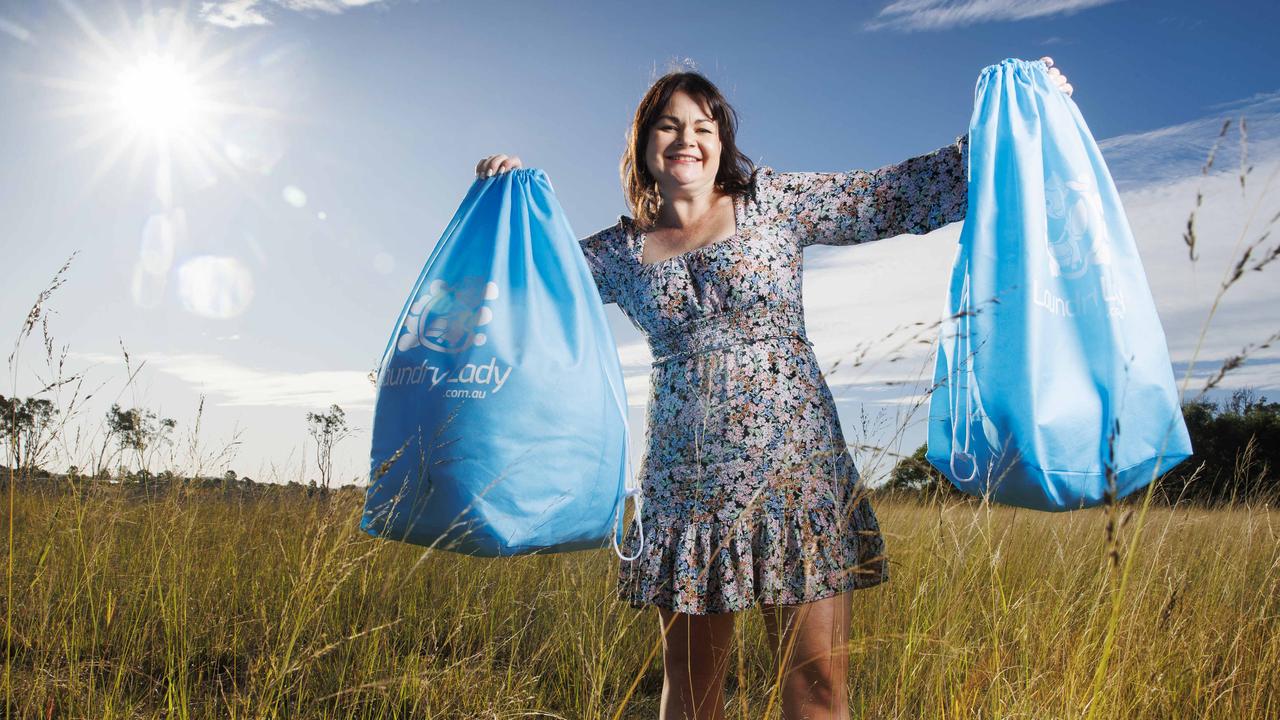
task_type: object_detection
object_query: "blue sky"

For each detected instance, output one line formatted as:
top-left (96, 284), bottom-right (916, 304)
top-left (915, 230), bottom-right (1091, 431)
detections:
top-left (1, 0), bottom-right (1277, 483)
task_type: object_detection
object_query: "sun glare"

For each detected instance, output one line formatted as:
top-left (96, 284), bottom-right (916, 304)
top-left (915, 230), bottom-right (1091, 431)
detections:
top-left (37, 4), bottom-right (284, 319)
top-left (112, 54), bottom-right (203, 138)
top-left (44, 5), bottom-right (276, 192)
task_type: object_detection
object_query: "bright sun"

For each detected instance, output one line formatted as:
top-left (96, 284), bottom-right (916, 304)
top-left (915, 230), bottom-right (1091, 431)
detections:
top-left (42, 6), bottom-right (265, 193)
top-left (111, 54), bottom-right (204, 138)
top-left (38, 5), bottom-right (281, 318)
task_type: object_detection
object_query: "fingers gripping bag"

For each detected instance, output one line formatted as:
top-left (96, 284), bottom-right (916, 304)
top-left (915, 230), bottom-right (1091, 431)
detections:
top-left (363, 168), bottom-right (643, 558)
top-left (927, 58), bottom-right (1192, 511)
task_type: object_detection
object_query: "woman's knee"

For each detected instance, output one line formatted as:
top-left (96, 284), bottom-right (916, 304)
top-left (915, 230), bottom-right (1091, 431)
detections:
top-left (781, 652), bottom-right (841, 706)
top-left (761, 594), bottom-right (851, 709)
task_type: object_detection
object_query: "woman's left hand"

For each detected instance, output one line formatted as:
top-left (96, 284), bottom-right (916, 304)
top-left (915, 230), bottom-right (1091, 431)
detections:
top-left (1040, 56), bottom-right (1074, 96)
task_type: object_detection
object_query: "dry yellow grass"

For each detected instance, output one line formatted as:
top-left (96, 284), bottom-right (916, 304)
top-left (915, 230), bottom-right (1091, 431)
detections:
top-left (5, 113), bottom-right (1277, 720)
top-left (5, 481), bottom-right (1277, 719)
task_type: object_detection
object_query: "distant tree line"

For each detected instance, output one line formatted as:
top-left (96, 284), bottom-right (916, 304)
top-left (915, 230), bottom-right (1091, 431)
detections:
top-left (8, 388), bottom-right (1274, 507)
top-left (1156, 389), bottom-right (1278, 505)
top-left (3, 399), bottom-right (353, 493)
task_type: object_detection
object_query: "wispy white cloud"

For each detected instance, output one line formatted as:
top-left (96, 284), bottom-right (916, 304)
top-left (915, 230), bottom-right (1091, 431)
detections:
top-left (199, 0), bottom-right (388, 29)
top-left (0, 15), bottom-right (34, 43)
top-left (612, 341), bottom-right (654, 409)
top-left (278, 0), bottom-right (386, 11)
top-left (1098, 90), bottom-right (1280, 191)
top-left (1206, 88), bottom-right (1280, 113)
top-left (865, 0), bottom-right (1122, 32)
top-left (75, 351), bottom-right (374, 409)
top-left (201, 0), bottom-right (270, 28)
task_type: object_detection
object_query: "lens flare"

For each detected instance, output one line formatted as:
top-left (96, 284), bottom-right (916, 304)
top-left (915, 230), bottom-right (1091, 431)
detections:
top-left (177, 255), bottom-right (255, 319)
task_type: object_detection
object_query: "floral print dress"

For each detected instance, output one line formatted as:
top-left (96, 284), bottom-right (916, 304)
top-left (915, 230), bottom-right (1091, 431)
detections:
top-left (578, 136), bottom-right (969, 614)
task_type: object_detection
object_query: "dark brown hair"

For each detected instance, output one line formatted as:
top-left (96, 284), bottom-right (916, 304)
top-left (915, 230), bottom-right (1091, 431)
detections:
top-left (620, 71), bottom-right (756, 231)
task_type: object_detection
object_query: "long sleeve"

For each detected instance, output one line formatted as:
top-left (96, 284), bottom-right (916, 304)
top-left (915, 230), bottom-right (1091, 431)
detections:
top-left (754, 134), bottom-right (969, 248)
top-left (577, 226), bottom-right (621, 305)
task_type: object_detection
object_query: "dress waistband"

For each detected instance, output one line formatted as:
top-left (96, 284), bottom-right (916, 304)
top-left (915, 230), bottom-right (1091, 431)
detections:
top-left (647, 301), bottom-right (814, 366)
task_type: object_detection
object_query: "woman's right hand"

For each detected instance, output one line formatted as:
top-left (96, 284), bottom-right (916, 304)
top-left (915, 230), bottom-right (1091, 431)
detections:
top-left (475, 154), bottom-right (523, 178)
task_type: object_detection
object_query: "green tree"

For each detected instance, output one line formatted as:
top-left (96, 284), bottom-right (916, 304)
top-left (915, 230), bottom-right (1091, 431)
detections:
top-left (1159, 388), bottom-right (1280, 505)
top-left (0, 394), bottom-right (58, 478)
top-left (306, 404), bottom-right (350, 492)
top-left (887, 443), bottom-right (959, 497)
top-left (104, 403), bottom-right (177, 482)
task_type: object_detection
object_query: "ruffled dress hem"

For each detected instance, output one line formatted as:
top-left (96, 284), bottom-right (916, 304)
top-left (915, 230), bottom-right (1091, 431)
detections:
top-left (615, 496), bottom-right (889, 615)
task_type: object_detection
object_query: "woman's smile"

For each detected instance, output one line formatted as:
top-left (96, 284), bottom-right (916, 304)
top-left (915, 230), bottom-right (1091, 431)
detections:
top-left (644, 89), bottom-right (724, 195)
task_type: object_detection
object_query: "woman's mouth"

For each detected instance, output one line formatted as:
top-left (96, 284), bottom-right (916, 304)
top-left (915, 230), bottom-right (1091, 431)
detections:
top-left (669, 154), bottom-right (701, 164)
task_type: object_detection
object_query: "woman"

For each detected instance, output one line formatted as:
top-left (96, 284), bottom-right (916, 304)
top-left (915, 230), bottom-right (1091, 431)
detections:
top-left (475, 58), bottom-right (1073, 720)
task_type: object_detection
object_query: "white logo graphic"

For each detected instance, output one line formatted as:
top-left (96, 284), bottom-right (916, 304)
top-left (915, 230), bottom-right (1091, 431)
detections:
top-left (397, 276), bottom-right (499, 354)
top-left (1035, 173), bottom-right (1126, 319)
top-left (1044, 172), bottom-right (1112, 280)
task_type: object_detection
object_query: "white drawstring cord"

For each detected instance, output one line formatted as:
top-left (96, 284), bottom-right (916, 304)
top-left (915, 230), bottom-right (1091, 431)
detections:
top-left (612, 422), bottom-right (645, 562)
top-left (950, 264), bottom-right (980, 484)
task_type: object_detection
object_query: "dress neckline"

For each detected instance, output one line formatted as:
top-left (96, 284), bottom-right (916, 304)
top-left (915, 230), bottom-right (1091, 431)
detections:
top-left (634, 192), bottom-right (745, 268)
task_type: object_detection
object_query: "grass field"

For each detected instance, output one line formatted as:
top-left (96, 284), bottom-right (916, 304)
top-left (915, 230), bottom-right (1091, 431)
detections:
top-left (5, 481), bottom-right (1277, 719)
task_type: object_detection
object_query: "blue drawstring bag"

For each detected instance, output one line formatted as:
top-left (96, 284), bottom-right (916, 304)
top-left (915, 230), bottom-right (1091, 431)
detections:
top-left (363, 168), bottom-right (642, 557)
top-left (927, 58), bottom-right (1193, 511)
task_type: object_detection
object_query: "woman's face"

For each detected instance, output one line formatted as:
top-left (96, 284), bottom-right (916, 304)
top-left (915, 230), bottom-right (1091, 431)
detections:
top-left (644, 90), bottom-right (722, 197)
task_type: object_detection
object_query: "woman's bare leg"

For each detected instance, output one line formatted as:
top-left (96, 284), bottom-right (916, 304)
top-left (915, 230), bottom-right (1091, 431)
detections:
top-left (760, 591), bottom-right (852, 720)
top-left (657, 607), bottom-right (737, 720)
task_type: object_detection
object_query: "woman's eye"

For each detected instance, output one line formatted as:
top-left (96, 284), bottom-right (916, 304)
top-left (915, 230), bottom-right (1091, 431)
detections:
top-left (698, 129), bottom-right (712, 133)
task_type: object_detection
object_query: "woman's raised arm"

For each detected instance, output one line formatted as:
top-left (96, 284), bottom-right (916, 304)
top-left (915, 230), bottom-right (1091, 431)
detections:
top-left (755, 134), bottom-right (969, 248)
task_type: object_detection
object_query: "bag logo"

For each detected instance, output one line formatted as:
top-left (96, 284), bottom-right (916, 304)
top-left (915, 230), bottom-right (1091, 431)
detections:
top-left (1044, 173), bottom-right (1112, 280)
top-left (397, 277), bottom-right (499, 354)
top-left (1035, 173), bottom-right (1126, 319)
